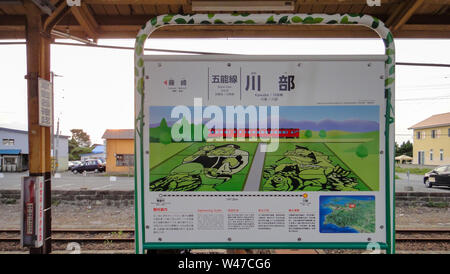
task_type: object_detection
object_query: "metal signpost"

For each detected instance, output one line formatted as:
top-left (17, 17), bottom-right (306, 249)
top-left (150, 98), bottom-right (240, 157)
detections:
top-left (134, 14), bottom-right (395, 254)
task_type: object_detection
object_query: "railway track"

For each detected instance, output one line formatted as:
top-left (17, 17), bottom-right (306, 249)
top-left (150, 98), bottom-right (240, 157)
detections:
top-left (0, 228), bottom-right (135, 243)
top-left (395, 228), bottom-right (450, 243)
top-left (0, 228), bottom-right (449, 244)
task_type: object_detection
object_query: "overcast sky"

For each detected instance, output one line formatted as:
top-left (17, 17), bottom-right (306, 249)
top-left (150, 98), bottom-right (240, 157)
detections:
top-left (0, 38), bottom-right (449, 144)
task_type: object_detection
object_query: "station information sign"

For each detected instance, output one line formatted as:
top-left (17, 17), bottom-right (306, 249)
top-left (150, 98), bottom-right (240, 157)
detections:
top-left (38, 78), bottom-right (52, 127)
top-left (135, 55), bottom-right (393, 251)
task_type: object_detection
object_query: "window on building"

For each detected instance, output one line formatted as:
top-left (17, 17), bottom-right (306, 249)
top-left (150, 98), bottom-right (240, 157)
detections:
top-left (430, 149), bottom-right (433, 161)
top-left (416, 131), bottom-right (421, 139)
top-left (448, 128), bottom-right (450, 137)
top-left (418, 151), bottom-right (424, 165)
top-left (2, 139), bottom-right (14, 146)
top-left (431, 130), bottom-right (436, 138)
top-left (116, 154), bottom-right (134, 166)
top-left (440, 149), bottom-right (444, 161)
top-left (3, 156), bottom-right (17, 165)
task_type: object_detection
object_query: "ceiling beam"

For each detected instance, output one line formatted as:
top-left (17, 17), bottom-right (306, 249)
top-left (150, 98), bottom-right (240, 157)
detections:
top-left (43, 0), bottom-right (70, 33)
top-left (70, 3), bottom-right (99, 39)
top-left (389, 0), bottom-right (425, 32)
top-left (54, 13), bottom-right (450, 26)
top-left (2, 23), bottom-right (450, 39)
top-left (83, 0), bottom-right (188, 4)
top-left (191, 1), bottom-right (295, 12)
top-left (81, 0), bottom-right (450, 4)
top-left (30, 0), bottom-right (55, 15)
top-left (385, 1), bottom-right (408, 27)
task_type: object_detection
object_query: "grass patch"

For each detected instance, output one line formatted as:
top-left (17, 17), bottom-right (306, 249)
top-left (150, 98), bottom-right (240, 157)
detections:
top-left (325, 141), bottom-right (379, 191)
top-left (261, 142), bottom-right (371, 191)
top-left (425, 201), bottom-right (449, 208)
top-left (150, 142), bottom-right (258, 191)
top-left (103, 173), bottom-right (134, 177)
top-left (52, 199), bottom-right (61, 206)
top-left (395, 166), bottom-right (432, 175)
top-left (395, 175), bottom-right (400, 180)
top-left (2, 198), bottom-right (17, 204)
top-left (150, 142), bottom-right (193, 168)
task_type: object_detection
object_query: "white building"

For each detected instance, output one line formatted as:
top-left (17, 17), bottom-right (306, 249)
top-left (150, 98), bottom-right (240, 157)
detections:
top-left (0, 127), bottom-right (69, 172)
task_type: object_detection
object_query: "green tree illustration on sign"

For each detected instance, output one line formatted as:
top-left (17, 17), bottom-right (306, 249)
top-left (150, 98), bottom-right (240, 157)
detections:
top-left (356, 144), bottom-right (369, 159)
top-left (304, 130), bottom-right (313, 138)
top-left (319, 130), bottom-right (327, 138)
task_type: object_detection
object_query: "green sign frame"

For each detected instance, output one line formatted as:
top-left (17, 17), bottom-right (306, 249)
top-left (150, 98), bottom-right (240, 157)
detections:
top-left (134, 13), bottom-right (395, 254)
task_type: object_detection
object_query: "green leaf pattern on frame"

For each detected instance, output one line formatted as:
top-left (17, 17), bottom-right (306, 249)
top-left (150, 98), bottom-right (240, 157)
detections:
top-left (134, 13), bottom-right (395, 142)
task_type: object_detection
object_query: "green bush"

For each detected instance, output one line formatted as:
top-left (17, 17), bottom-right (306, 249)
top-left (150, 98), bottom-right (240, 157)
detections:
top-left (395, 167), bottom-right (431, 175)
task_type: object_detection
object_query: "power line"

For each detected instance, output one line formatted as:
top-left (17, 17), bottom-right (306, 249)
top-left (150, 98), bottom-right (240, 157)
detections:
top-left (2, 41), bottom-right (450, 68)
top-left (396, 62), bottom-right (450, 68)
top-left (396, 96), bottom-right (450, 101)
top-left (54, 42), bottom-right (228, 55)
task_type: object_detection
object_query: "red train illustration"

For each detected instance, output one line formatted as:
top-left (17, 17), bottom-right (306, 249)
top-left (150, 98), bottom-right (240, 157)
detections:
top-left (207, 128), bottom-right (300, 138)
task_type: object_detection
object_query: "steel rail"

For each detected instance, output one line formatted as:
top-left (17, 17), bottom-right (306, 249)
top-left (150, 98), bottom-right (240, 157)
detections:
top-left (0, 228), bottom-right (134, 233)
top-left (2, 228), bottom-right (449, 233)
top-left (0, 237), bottom-right (134, 242)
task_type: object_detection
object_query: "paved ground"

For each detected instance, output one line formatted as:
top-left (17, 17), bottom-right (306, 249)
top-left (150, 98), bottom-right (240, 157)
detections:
top-left (0, 171), bottom-right (133, 191)
top-left (1, 171), bottom-right (449, 192)
top-left (395, 173), bottom-right (450, 192)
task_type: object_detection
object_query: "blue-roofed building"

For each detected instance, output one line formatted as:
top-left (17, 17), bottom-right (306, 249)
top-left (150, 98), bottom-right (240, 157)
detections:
top-left (0, 127), bottom-right (69, 172)
top-left (80, 144), bottom-right (105, 162)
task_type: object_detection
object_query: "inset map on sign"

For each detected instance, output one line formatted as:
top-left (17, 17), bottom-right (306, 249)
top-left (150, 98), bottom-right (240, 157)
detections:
top-left (319, 195), bottom-right (375, 233)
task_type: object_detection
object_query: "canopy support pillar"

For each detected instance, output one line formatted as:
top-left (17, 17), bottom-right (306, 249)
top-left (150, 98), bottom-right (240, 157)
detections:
top-left (24, 0), bottom-right (52, 254)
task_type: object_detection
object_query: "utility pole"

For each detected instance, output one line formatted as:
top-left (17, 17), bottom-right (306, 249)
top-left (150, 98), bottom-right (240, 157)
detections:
top-left (51, 72), bottom-right (55, 175)
top-left (51, 72), bottom-right (63, 174)
top-left (55, 118), bottom-right (60, 172)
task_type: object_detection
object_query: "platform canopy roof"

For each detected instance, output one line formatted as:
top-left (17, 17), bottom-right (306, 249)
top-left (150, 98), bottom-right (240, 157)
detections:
top-left (0, 0), bottom-right (449, 41)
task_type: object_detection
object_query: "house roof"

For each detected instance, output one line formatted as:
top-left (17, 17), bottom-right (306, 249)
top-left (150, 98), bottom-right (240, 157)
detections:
top-left (0, 149), bottom-right (21, 155)
top-left (92, 145), bottom-right (105, 153)
top-left (408, 112), bottom-right (450, 130)
top-left (102, 129), bottom-right (134, 140)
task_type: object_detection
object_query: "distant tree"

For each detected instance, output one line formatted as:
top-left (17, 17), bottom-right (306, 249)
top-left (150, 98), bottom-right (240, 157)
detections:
top-left (305, 130), bottom-right (312, 138)
top-left (396, 140), bottom-right (413, 157)
top-left (69, 129), bottom-right (92, 160)
top-left (69, 146), bottom-right (93, 161)
top-left (319, 130), bottom-right (327, 138)
top-left (69, 138), bottom-right (78, 155)
top-left (356, 144), bottom-right (368, 159)
top-left (70, 129), bottom-right (91, 148)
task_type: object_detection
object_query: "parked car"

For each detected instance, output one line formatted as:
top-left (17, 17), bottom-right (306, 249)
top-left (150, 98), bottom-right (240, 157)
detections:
top-left (68, 161), bottom-right (82, 171)
top-left (424, 165), bottom-right (450, 188)
top-left (98, 158), bottom-right (107, 171)
top-left (72, 159), bottom-right (105, 174)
